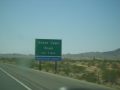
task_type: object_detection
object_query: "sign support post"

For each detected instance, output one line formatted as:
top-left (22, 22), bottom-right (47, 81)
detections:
top-left (55, 61), bottom-right (57, 74)
top-left (39, 61), bottom-right (42, 70)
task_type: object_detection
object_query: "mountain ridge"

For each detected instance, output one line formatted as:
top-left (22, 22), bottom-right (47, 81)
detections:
top-left (63, 48), bottom-right (120, 60)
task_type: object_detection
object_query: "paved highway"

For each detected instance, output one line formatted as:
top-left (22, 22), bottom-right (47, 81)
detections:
top-left (0, 63), bottom-right (115, 90)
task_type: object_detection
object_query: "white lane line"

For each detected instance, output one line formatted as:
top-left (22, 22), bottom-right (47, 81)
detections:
top-left (0, 67), bottom-right (32, 90)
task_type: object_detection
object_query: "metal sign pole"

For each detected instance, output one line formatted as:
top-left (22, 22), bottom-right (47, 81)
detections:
top-left (39, 61), bottom-right (42, 70)
top-left (55, 61), bottom-right (57, 74)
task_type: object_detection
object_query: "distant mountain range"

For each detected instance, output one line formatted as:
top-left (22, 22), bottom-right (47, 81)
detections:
top-left (0, 48), bottom-right (120, 60)
top-left (63, 48), bottom-right (120, 60)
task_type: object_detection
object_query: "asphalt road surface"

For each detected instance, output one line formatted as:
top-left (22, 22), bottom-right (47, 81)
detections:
top-left (0, 63), bottom-right (115, 90)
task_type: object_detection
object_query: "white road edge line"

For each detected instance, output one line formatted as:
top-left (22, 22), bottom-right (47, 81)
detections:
top-left (0, 67), bottom-right (32, 90)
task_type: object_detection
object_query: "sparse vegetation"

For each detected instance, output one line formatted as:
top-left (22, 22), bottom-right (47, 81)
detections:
top-left (30, 59), bottom-right (120, 90)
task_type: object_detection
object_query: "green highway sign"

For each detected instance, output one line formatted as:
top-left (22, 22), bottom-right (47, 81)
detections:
top-left (35, 39), bottom-right (62, 61)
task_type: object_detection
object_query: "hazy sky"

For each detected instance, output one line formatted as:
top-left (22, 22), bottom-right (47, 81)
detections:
top-left (0, 0), bottom-right (120, 54)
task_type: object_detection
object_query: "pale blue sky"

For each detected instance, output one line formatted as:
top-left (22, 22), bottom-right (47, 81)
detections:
top-left (0, 0), bottom-right (120, 54)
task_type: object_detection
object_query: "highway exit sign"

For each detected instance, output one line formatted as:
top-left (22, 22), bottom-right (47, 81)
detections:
top-left (35, 39), bottom-right (62, 61)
